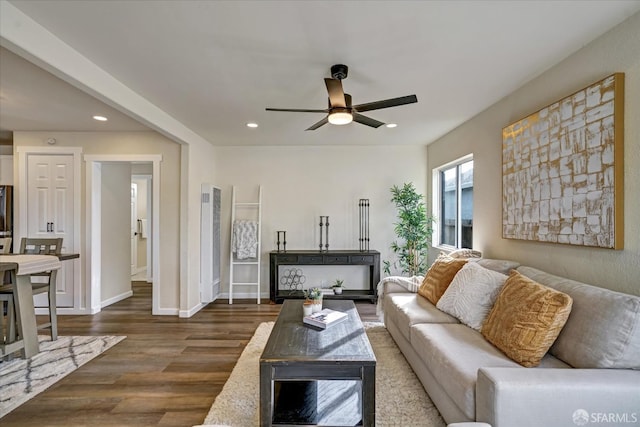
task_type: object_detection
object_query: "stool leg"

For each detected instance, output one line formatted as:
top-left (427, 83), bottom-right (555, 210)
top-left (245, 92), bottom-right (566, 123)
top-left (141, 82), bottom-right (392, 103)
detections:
top-left (0, 296), bottom-right (18, 344)
top-left (48, 270), bottom-right (58, 341)
top-left (8, 297), bottom-right (16, 343)
top-left (0, 300), bottom-right (5, 343)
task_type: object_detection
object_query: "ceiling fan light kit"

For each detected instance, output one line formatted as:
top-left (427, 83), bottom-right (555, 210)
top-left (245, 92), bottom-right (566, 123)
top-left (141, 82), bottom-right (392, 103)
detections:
top-left (328, 109), bottom-right (353, 125)
top-left (266, 64), bottom-right (417, 130)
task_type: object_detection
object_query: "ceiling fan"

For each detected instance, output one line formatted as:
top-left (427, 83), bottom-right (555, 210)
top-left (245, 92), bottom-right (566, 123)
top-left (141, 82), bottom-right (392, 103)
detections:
top-left (266, 64), bottom-right (418, 131)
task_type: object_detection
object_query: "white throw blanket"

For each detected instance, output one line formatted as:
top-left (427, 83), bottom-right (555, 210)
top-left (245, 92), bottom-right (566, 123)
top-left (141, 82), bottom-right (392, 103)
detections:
top-left (232, 220), bottom-right (258, 260)
top-left (376, 275), bottom-right (423, 320)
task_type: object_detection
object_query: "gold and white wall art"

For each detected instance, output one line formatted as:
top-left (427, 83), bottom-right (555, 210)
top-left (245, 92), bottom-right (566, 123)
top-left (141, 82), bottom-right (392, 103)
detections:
top-left (502, 73), bottom-right (624, 249)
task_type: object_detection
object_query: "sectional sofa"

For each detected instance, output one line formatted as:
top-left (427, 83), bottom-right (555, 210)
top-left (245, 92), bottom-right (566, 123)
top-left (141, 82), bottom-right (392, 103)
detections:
top-left (380, 256), bottom-right (640, 427)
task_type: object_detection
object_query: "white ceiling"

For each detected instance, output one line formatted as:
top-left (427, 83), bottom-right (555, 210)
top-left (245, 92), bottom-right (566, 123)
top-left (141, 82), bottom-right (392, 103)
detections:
top-left (0, 47), bottom-right (149, 133)
top-left (1, 0), bottom-right (639, 146)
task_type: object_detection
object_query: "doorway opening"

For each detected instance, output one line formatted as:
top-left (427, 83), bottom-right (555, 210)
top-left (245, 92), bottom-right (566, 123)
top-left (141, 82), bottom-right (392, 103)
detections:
top-left (131, 173), bottom-right (152, 283)
top-left (85, 154), bottom-right (161, 315)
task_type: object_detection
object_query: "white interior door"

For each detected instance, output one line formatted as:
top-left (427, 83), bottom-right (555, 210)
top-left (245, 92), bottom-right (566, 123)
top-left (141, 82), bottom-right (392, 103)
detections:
top-left (131, 183), bottom-right (138, 275)
top-left (26, 154), bottom-right (75, 307)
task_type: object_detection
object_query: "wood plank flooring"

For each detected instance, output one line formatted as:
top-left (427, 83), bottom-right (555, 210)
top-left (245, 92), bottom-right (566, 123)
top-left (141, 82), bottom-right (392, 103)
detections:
top-left (1, 282), bottom-right (380, 426)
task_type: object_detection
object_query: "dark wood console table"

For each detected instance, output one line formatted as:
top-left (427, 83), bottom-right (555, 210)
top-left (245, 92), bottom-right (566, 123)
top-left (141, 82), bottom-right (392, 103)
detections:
top-left (269, 250), bottom-right (380, 303)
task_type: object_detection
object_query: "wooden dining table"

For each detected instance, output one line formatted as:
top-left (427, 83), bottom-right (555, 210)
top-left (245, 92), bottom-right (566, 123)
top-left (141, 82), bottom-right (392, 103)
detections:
top-left (0, 254), bottom-right (66, 358)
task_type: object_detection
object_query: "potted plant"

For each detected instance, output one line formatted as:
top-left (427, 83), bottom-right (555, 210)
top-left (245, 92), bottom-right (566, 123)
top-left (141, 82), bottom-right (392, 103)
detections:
top-left (383, 183), bottom-right (435, 276)
top-left (331, 279), bottom-right (344, 295)
top-left (303, 287), bottom-right (323, 312)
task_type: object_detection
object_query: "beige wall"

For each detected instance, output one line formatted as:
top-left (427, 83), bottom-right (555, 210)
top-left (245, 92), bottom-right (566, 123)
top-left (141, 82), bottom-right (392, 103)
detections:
top-left (9, 13), bottom-right (638, 313)
top-left (12, 131), bottom-right (182, 310)
top-left (0, 155), bottom-right (12, 184)
top-left (213, 145), bottom-right (428, 297)
top-left (180, 140), bottom-right (217, 314)
top-left (100, 162), bottom-right (132, 303)
top-left (427, 13), bottom-right (640, 296)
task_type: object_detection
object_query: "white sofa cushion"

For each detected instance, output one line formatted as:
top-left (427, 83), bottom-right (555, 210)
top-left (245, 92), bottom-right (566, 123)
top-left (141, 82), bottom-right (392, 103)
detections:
top-left (469, 258), bottom-right (520, 275)
top-left (436, 263), bottom-right (508, 331)
top-left (518, 266), bottom-right (640, 369)
top-left (411, 323), bottom-right (569, 420)
top-left (384, 293), bottom-right (459, 342)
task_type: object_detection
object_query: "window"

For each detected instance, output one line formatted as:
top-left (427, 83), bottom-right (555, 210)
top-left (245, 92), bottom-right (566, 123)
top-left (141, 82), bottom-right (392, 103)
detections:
top-left (433, 157), bottom-right (473, 249)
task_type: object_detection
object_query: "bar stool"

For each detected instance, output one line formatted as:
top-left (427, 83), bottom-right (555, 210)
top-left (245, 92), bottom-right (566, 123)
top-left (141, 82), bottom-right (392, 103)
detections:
top-left (0, 265), bottom-right (17, 350)
top-left (0, 238), bottom-right (15, 344)
top-left (19, 238), bottom-right (63, 340)
top-left (0, 237), bottom-right (11, 254)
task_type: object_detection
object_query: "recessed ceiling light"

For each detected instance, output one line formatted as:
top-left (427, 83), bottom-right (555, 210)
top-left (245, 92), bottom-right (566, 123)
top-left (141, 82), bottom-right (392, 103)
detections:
top-left (386, 123), bottom-right (397, 128)
top-left (93, 115), bottom-right (108, 121)
top-left (246, 122), bottom-right (259, 128)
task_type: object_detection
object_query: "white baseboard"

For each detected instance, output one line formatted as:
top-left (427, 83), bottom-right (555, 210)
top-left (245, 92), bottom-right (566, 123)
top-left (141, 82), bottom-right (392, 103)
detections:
top-left (179, 303), bottom-right (205, 318)
top-left (153, 307), bottom-right (179, 315)
top-left (131, 266), bottom-right (147, 275)
top-left (101, 290), bottom-right (134, 308)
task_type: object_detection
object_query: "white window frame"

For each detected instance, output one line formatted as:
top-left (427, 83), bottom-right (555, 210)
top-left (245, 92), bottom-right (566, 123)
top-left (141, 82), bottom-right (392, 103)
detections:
top-left (432, 154), bottom-right (474, 250)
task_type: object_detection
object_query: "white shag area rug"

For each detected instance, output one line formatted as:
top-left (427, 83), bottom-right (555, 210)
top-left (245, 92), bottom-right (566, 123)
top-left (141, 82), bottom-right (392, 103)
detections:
top-left (197, 322), bottom-right (445, 427)
top-left (0, 335), bottom-right (126, 418)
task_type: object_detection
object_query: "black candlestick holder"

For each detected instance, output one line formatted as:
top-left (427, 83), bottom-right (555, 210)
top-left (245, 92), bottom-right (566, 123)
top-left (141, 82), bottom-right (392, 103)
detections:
top-left (319, 216), bottom-right (329, 252)
top-left (359, 199), bottom-right (370, 252)
top-left (276, 231), bottom-right (287, 252)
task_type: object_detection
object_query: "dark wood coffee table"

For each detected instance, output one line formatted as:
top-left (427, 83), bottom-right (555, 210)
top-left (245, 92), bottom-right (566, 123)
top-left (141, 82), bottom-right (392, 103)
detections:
top-left (260, 299), bottom-right (376, 427)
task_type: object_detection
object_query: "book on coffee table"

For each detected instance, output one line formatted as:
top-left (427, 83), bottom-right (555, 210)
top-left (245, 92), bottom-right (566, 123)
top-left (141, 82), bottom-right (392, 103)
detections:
top-left (303, 308), bottom-right (348, 329)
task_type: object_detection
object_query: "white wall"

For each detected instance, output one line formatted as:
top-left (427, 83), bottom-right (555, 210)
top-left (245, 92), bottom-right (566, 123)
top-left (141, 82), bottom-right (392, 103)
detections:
top-left (214, 145), bottom-right (428, 298)
top-left (100, 162), bottom-right (132, 305)
top-left (12, 131), bottom-right (182, 310)
top-left (180, 139), bottom-right (217, 316)
top-left (427, 12), bottom-right (640, 296)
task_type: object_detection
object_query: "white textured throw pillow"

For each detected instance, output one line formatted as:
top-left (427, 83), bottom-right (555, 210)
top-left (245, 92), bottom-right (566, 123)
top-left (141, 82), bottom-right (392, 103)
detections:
top-left (447, 248), bottom-right (482, 259)
top-left (436, 262), bottom-right (508, 331)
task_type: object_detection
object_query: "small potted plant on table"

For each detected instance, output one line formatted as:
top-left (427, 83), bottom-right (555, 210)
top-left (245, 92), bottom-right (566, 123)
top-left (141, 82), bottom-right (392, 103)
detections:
top-left (303, 287), bottom-right (323, 313)
top-left (332, 279), bottom-right (344, 295)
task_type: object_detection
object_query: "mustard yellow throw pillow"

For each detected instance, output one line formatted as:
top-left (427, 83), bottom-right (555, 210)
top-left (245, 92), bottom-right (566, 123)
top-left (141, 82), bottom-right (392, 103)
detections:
top-left (481, 270), bottom-right (573, 367)
top-left (418, 255), bottom-right (467, 305)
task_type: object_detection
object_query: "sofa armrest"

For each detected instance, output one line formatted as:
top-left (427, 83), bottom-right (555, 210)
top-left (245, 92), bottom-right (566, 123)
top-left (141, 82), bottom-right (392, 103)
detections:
top-left (477, 367), bottom-right (640, 427)
top-left (377, 277), bottom-right (421, 320)
top-left (383, 282), bottom-right (414, 294)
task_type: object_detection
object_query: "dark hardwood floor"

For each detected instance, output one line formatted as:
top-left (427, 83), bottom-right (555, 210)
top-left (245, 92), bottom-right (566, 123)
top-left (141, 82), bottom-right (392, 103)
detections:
top-left (1, 282), bottom-right (380, 426)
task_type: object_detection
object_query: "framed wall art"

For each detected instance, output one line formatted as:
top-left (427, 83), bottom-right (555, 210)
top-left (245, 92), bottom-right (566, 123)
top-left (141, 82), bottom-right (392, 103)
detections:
top-left (502, 73), bottom-right (624, 249)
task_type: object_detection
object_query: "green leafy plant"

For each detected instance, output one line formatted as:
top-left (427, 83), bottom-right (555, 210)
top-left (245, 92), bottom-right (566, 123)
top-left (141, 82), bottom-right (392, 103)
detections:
top-left (384, 183), bottom-right (435, 276)
top-left (303, 287), bottom-right (322, 301)
top-left (331, 279), bottom-right (344, 288)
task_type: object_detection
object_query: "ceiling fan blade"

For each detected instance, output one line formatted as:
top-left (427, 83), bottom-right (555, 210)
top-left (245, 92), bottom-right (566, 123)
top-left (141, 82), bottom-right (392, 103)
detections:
top-left (353, 94), bottom-right (418, 112)
top-left (306, 116), bottom-right (329, 131)
top-left (266, 108), bottom-right (328, 113)
top-left (353, 112), bottom-right (384, 128)
top-left (324, 78), bottom-right (346, 108)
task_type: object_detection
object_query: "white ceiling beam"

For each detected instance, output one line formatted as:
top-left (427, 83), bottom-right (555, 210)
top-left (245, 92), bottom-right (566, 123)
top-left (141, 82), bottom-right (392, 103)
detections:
top-left (0, 1), bottom-right (211, 147)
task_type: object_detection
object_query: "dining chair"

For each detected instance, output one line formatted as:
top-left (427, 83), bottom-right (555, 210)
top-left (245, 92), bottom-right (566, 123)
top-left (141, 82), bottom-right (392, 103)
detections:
top-left (0, 277), bottom-right (16, 347)
top-left (19, 237), bottom-right (63, 340)
top-left (0, 237), bottom-right (11, 254)
top-left (1, 238), bottom-right (15, 347)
